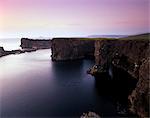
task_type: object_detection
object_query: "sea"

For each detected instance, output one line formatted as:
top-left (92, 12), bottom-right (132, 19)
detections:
top-left (0, 38), bottom-right (120, 117)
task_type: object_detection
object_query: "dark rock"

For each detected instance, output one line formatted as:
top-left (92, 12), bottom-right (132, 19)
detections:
top-left (89, 33), bottom-right (150, 117)
top-left (0, 47), bottom-right (5, 57)
top-left (51, 38), bottom-right (95, 61)
top-left (21, 38), bottom-right (51, 49)
top-left (81, 111), bottom-right (101, 118)
top-left (0, 46), bottom-right (37, 58)
top-left (128, 58), bottom-right (149, 117)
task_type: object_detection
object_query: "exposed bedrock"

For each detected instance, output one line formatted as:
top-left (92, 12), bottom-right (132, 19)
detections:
top-left (51, 38), bottom-right (95, 61)
top-left (88, 33), bottom-right (150, 117)
top-left (21, 38), bottom-right (51, 49)
top-left (128, 58), bottom-right (149, 117)
top-left (0, 47), bottom-right (5, 57)
top-left (0, 46), bottom-right (37, 57)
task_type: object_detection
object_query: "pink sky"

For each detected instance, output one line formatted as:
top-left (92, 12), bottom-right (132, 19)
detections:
top-left (0, 0), bottom-right (149, 38)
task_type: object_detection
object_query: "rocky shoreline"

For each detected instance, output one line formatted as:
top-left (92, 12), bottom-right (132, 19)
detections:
top-left (0, 46), bottom-right (37, 57)
top-left (0, 38), bottom-right (52, 58)
top-left (0, 33), bottom-right (149, 117)
top-left (50, 33), bottom-right (149, 117)
top-left (88, 33), bottom-right (149, 117)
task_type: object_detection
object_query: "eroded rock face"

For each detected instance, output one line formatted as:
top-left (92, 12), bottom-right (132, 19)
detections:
top-left (51, 38), bottom-right (95, 61)
top-left (94, 39), bottom-right (149, 77)
top-left (128, 58), bottom-right (149, 117)
top-left (0, 47), bottom-right (5, 57)
top-left (89, 33), bottom-right (150, 117)
top-left (21, 38), bottom-right (51, 49)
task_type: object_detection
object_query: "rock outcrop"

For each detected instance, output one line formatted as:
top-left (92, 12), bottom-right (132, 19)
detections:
top-left (51, 38), bottom-right (95, 61)
top-left (88, 33), bottom-right (150, 117)
top-left (0, 46), bottom-right (37, 58)
top-left (21, 38), bottom-right (51, 49)
top-left (0, 47), bottom-right (5, 57)
top-left (128, 57), bottom-right (149, 117)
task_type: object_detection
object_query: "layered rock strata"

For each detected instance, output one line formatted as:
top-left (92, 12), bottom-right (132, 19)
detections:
top-left (51, 38), bottom-right (95, 61)
top-left (21, 38), bottom-right (51, 49)
top-left (88, 33), bottom-right (150, 117)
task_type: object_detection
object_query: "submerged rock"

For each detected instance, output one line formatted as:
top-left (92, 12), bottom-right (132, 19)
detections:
top-left (81, 111), bottom-right (101, 118)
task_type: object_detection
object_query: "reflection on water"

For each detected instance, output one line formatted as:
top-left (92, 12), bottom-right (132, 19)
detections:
top-left (0, 49), bottom-right (117, 117)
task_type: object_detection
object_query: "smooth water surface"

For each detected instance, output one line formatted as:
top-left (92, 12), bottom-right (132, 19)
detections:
top-left (0, 39), bottom-right (118, 117)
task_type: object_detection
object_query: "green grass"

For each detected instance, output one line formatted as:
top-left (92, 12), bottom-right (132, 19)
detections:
top-left (120, 33), bottom-right (150, 40)
top-left (80, 33), bottom-right (150, 41)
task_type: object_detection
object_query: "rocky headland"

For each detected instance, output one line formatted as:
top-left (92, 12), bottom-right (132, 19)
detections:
top-left (50, 33), bottom-right (149, 117)
top-left (1, 34), bottom-right (149, 117)
top-left (21, 38), bottom-right (51, 49)
top-left (88, 33), bottom-right (150, 117)
top-left (0, 38), bottom-right (52, 58)
top-left (0, 46), bottom-right (37, 57)
top-left (51, 38), bottom-right (95, 61)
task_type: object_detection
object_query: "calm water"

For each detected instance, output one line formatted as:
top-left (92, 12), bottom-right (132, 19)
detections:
top-left (0, 39), bottom-right (118, 117)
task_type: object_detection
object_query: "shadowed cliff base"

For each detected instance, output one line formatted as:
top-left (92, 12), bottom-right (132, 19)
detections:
top-left (93, 65), bottom-right (138, 116)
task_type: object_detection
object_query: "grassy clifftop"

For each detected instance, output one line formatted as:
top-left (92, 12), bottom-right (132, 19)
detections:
top-left (80, 33), bottom-right (150, 41)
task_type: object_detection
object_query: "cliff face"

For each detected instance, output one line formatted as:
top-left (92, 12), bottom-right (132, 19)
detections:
top-left (128, 58), bottom-right (149, 117)
top-left (21, 38), bottom-right (51, 49)
top-left (51, 38), bottom-right (95, 61)
top-left (0, 47), bottom-right (5, 57)
top-left (94, 39), bottom-right (149, 78)
top-left (89, 33), bottom-right (150, 117)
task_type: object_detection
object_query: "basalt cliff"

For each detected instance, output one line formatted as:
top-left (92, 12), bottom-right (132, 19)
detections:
top-left (88, 33), bottom-right (150, 117)
top-left (21, 38), bottom-right (51, 49)
top-left (51, 38), bottom-right (95, 61)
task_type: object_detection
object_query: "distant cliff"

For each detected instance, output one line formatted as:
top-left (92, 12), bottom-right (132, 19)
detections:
top-left (21, 38), bottom-right (51, 49)
top-left (89, 33), bottom-right (150, 117)
top-left (51, 38), bottom-right (95, 61)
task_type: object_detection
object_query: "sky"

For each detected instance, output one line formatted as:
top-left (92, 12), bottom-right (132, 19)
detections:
top-left (0, 0), bottom-right (149, 38)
